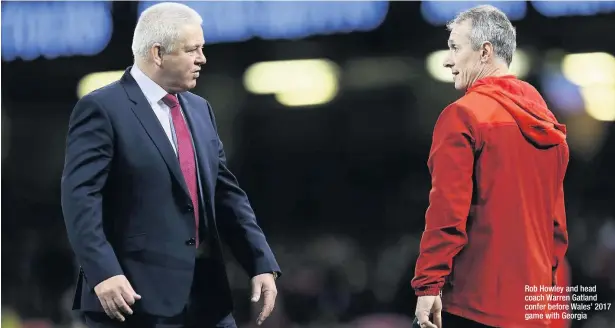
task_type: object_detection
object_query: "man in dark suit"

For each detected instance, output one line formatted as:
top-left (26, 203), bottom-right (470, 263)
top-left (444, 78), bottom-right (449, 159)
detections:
top-left (61, 3), bottom-right (281, 327)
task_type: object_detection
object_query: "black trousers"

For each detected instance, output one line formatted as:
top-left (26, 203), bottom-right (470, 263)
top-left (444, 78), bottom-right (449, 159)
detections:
top-left (442, 312), bottom-right (494, 328)
top-left (84, 310), bottom-right (189, 328)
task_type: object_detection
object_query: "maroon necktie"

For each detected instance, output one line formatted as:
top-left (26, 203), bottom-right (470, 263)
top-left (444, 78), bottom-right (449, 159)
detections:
top-left (162, 94), bottom-right (199, 247)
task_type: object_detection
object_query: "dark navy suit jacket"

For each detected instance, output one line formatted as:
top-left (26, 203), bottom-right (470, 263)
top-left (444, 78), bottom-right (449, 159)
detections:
top-left (61, 68), bottom-right (280, 325)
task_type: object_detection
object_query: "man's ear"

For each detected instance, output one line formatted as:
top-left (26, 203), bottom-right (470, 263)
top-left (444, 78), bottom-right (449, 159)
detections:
top-left (150, 43), bottom-right (164, 66)
top-left (480, 41), bottom-right (493, 63)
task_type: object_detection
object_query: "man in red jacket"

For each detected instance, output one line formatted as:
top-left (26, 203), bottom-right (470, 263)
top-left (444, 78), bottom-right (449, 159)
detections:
top-left (412, 5), bottom-right (569, 328)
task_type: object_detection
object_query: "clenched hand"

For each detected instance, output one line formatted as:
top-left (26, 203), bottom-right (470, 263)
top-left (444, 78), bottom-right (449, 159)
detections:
top-left (94, 275), bottom-right (141, 321)
top-left (250, 273), bottom-right (278, 325)
top-left (415, 295), bottom-right (443, 328)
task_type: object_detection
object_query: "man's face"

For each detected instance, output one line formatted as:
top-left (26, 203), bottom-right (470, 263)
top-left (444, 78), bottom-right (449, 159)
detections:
top-left (443, 20), bottom-right (483, 90)
top-left (159, 24), bottom-right (206, 93)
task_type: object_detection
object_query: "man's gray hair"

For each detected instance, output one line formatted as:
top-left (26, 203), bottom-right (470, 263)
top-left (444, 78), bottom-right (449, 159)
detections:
top-left (447, 5), bottom-right (517, 66)
top-left (132, 2), bottom-right (203, 60)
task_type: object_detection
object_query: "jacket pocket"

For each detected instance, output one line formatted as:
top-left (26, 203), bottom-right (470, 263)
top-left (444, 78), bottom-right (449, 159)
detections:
top-left (123, 233), bottom-right (147, 252)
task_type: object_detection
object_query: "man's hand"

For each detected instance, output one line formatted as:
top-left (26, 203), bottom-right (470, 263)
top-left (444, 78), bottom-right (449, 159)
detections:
top-left (415, 295), bottom-right (443, 328)
top-left (94, 275), bottom-right (141, 321)
top-left (250, 273), bottom-right (278, 325)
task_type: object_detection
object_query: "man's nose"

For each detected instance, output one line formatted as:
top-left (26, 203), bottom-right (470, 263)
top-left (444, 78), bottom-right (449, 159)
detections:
top-left (196, 50), bottom-right (206, 65)
top-left (443, 53), bottom-right (453, 68)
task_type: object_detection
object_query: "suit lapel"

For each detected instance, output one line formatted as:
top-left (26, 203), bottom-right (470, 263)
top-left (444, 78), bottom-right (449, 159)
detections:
top-left (179, 94), bottom-right (216, 197)
top-left (120, 68), bottom-right (190, 198)
top-left (179, 94), bottom-right (218, 230)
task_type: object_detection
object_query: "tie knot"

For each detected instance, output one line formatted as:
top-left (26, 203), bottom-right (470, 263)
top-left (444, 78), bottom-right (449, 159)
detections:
top-left (162, 94), bottom-right (179, 108)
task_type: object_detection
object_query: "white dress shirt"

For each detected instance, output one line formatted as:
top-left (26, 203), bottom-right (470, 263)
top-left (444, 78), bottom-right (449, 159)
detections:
top-left (130, 65), bottom-right (178, 155)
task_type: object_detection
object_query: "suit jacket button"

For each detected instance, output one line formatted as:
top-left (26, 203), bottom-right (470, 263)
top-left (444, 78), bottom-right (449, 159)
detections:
top-left (185, 205), bottom-right (194, 213)
top-left (186, 238), bottom-right (196, 246)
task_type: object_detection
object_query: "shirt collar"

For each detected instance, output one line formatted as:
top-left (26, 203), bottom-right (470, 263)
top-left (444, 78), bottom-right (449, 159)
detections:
top-left (130, 64), bottom-right (169, 105)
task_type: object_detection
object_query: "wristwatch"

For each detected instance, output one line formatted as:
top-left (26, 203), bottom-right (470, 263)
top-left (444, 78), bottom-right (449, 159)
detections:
top-left (271, 272), bottom-right (279, 280)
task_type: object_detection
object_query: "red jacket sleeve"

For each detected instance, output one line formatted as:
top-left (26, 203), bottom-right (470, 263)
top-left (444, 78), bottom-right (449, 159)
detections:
top-left (552, 144), bottom-right (569, 285)
top-left (412, 103), bottom-right (479, 296)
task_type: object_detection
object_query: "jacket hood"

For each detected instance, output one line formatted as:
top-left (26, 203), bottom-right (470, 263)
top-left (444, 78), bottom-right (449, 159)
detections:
top-left (467, 75), bottom-right (567, 148)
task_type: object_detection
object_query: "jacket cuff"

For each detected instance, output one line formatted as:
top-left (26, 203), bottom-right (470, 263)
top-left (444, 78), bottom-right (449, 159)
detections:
top-left (249, 257), bottom-right (282, 279)
top-left (79, 250), bottom-right (124, 290)
top-left (415, 286), bottom-right (442, 296)
top-left (84, 262), bottom-right (124, 291)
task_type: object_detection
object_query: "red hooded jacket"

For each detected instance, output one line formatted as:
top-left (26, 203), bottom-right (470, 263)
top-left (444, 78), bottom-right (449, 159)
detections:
top-left (412, 75), bottom-right (569, 327)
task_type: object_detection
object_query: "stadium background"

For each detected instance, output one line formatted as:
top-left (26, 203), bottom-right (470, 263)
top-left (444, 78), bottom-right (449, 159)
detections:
top-left (2, 1), bottom-right (615, 327)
